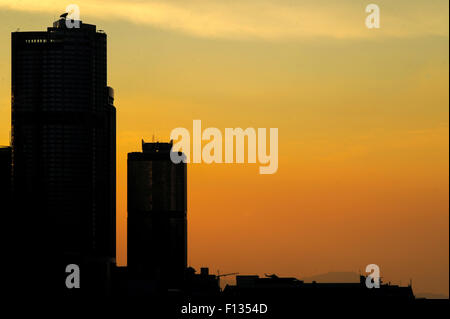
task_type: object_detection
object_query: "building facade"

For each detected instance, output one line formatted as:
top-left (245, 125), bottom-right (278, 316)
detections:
top-left (11, 16), bottom-right (116, 293)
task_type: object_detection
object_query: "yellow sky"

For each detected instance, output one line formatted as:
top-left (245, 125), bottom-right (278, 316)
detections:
top-left (0, 0), bottom-right (448, 296)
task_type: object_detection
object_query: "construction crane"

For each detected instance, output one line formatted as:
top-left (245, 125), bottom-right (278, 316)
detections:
top-left (217, 271), bottom-right (239, 291)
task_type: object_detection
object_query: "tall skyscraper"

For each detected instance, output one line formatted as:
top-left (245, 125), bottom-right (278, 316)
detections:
top-left (128, 141), bottom-right (187, 291)
top-left (11, 15), bottom-right (116, 293)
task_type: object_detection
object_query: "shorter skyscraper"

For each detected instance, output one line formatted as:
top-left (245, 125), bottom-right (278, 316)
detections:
top-left (128, 141), bottom-right (187, 291)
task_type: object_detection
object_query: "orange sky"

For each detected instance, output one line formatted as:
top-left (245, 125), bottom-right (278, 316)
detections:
top-left (0, 0), bottom-right (448, 296)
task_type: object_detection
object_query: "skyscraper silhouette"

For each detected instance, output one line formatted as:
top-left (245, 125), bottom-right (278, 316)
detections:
top-left (11, 15), bottom-right (116, 293)
top-left (128, 141), bottom-right (187, 292)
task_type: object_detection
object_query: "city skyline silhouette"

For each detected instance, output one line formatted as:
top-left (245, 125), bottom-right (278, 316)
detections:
top-left (0, 3), bottom-right (448, 306)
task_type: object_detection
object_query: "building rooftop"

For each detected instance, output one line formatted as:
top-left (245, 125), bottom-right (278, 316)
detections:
top-left (142, 140), bottom-right (173, 154)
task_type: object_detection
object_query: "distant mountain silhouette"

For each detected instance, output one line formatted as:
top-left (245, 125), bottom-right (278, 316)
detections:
top-left (301, 272), bottom-right (360, 283)
top-left (416, 292), bottom-right (449, 300)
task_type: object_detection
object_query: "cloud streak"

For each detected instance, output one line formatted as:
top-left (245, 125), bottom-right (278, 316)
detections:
top-left (0, 0), bottom-right (448, 40)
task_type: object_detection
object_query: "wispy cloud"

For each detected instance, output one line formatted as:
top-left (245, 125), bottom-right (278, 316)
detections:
top-left (0, 0), bottom-right (448, 40)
